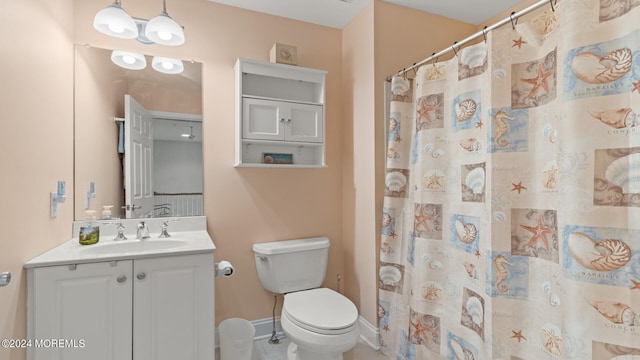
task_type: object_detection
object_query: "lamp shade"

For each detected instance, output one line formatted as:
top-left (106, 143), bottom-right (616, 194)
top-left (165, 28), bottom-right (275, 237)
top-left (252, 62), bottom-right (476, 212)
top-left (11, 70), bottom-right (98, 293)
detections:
top-left (145, 12), bottom-right (185, 46)
top-left (93, 3), bottom-right (138, 39)
top-left (111, 50), bottom-right (147, 70)
top-left (152, 56), bottom-right (184, 74)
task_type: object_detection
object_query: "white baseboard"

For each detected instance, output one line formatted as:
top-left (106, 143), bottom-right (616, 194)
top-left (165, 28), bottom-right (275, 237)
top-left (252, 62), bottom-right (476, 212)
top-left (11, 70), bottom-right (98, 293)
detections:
top-left (215, 316), bottom-right (380, 351)
top-left (358, 316), bottom-right (380, 351)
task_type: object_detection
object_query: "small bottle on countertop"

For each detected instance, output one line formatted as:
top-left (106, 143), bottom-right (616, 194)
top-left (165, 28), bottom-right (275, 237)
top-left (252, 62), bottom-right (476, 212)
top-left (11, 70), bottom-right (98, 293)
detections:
top-left (79, 210), bottom-right (100, 245)
top-left (101, 205), bottom-right (113, 220)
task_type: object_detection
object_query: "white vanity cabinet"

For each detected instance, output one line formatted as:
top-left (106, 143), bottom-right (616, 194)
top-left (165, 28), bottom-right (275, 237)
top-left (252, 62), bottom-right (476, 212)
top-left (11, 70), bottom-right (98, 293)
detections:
top-left (235, 58), bottom-right (327, 168)
top-left (27, 253), bottom-right (214, 360)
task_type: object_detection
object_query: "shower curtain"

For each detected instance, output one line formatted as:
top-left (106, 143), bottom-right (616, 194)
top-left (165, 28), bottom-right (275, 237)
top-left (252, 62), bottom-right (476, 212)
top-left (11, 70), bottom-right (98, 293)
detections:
top-left (379, 0), bottom-right (640, 359)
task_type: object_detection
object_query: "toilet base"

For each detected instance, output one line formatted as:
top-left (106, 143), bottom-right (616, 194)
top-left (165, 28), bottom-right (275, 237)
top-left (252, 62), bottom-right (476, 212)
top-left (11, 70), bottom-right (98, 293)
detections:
top-left (287, 342), bottom-right (342, 360)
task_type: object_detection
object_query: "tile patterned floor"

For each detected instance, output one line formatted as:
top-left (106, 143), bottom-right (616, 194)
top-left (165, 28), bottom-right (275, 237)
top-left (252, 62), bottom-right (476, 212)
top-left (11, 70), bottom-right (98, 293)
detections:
top-left (216, 335), bottom-right (389, 360)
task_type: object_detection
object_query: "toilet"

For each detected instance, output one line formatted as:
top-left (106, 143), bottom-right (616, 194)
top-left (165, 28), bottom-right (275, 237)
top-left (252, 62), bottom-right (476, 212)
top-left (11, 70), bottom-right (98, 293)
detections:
top-left (253, 237), bottom-right (360, 360)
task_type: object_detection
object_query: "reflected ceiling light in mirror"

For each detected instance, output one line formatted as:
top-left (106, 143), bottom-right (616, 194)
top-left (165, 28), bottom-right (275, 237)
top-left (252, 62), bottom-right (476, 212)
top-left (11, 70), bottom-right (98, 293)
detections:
top-left (181, 126), bottom-right (195, 140)
top-left (93, 1), bottom-right (138, 39)
top-left (152, 56), bottom-right (184, 74)
top-left (145, 0), bottom-right (185, 46)
top-left (111, 50), bottom-right (147, 70)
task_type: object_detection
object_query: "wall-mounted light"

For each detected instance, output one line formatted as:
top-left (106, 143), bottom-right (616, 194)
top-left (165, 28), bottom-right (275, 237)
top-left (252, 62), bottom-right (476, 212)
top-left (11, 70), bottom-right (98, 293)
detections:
top-left (111, 50), bottom-right (147, 70)
top-left (94, 0), bottom-right (184, 46)
top-left (93, 1), bottom-right (138, 39)
top-left (145, 0), bottom-right (185, 46)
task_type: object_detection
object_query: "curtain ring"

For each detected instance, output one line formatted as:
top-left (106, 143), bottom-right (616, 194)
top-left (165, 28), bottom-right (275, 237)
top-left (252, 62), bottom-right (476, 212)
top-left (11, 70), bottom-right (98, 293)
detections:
top-left (482, 26), bottom-right (488, 43)
top-left (510, 12), bottom-right (517, 29)
top-left (549, 0), bottom-right (556, 12)
top-left (452, 42), bottom-right (458, 57)
top-left (431, 53), bottom-right (437, 67)
top-left (412, 63), bottom-right (417, 77)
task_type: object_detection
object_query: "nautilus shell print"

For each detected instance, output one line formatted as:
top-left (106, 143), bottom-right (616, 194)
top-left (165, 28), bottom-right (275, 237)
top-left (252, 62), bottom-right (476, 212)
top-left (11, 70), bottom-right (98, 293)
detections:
top-left (456, 99), bottom-right (477, 122)
top-left (567, 232), bottom-right (631, 271)
top-left (586, 299), bottom-right (640, 326)
top-left (460, 138), bottom-right (481, 152)
top-left (465, 167), bottom-right (485, 195)
top-left (450, 338), bottom-right (475, 360)
top-left (599, 0), bottom-right (640, 22)
top-left (540, 323), bottom-right (564, 356)
top-left (590, 108), bottom-right (640, 129)
top-left (605, 153), bottom-right (640, 193)
top-left (454, 218), bottom-right (478, 244)
top-left (571, 48), bottom-right (632, 84)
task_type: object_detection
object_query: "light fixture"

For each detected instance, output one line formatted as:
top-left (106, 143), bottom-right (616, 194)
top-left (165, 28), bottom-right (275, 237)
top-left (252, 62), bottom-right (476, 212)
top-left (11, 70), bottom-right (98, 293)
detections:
top-left (145, 0), bottom-right (185, 46)
top-left (152, 56), bottom-right (184, 74)
top-left (111, 50), bottom-right (146, 70)
top-left (93, 1), bottom-right (138, 39)
top-left (181, 126), bottom-right (195, 140)
top-left (93, 0), bottom-right (184, 46)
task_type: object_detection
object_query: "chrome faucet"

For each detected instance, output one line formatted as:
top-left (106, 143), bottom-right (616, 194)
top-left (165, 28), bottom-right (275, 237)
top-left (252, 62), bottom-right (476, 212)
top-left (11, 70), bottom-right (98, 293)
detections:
top-left (114, 223), bottom-right (128, 241)
top-left (158, 219), bottom-right (180, 238)
top-left (136, 221), bottom-right (150, 240)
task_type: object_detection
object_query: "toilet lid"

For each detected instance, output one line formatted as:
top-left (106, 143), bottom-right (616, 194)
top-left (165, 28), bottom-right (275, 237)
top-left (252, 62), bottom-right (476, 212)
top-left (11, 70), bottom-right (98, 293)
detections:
top-left (284, 288), bottom-right (358, 333)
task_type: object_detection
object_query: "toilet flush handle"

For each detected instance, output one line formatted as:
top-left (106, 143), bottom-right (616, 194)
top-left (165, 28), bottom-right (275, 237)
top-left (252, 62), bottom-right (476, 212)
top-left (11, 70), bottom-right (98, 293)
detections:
top-left (257, 255), bottom-right (268, 262)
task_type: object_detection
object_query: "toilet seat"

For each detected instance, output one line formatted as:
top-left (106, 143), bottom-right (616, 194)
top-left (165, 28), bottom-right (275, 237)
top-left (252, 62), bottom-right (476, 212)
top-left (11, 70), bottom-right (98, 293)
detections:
top-left (283, 288), bottom-right (358, 335)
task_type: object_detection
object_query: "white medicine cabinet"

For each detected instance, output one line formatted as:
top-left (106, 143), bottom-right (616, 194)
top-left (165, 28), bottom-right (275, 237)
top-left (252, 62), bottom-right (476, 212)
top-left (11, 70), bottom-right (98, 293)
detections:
top-left (234, 58), bottom-right (327, 168)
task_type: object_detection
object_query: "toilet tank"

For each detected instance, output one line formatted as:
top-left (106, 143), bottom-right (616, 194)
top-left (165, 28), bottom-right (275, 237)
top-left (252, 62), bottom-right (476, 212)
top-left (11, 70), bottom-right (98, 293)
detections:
top-left (252, 237), bottom-right (330, 294)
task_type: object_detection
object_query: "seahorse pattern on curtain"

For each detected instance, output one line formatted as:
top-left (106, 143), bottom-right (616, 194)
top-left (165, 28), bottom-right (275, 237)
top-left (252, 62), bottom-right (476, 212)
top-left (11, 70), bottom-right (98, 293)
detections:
top-left (379, 0), bottom-right (640, 358)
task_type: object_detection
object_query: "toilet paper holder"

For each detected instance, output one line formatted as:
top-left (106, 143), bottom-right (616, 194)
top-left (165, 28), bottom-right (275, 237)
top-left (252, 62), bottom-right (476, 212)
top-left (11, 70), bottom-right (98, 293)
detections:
top-left (215, 261), bottom-right (234, 277)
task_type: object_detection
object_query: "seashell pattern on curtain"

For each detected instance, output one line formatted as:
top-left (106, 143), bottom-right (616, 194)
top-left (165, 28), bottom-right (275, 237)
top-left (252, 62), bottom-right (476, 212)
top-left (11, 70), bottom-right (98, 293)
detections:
top-left (379, 0), bottom-right (640, 358)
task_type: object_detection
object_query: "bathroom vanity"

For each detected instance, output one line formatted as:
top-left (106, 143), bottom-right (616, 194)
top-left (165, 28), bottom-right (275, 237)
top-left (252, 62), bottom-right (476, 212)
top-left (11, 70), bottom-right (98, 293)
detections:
top-left (24, 216), bottom-right (215, 360)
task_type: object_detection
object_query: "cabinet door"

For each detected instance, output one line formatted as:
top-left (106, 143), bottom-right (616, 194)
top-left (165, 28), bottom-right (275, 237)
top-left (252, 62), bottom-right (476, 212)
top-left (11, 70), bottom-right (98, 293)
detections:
top-left (32, 261), bottom-right (133, 360)
top-left (242, 98), bottom-right (285, 140)
top-left (133, 254), bottom-right (215, 360)
top-left (284, 103), bottom-right (323, 143)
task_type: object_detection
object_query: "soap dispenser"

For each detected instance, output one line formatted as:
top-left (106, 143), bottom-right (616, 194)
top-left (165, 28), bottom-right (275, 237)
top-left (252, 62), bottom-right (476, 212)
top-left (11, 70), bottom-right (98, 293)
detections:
top-left (101, 205), bottom-right (113, 220)
top-left (79, 210), bottom-right (100, 245)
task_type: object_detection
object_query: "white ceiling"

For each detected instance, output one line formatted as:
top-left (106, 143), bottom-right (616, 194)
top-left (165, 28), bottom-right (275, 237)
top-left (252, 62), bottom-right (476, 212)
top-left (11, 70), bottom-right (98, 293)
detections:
top-left (207, 0), bottom-right (526, 28)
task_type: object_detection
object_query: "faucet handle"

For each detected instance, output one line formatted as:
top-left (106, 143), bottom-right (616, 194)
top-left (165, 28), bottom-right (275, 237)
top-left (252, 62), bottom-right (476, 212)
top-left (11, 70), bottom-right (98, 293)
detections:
top-left (104, 222), bottom-right (128, 241)
top-left (159, 219), bottom-right (180, 238)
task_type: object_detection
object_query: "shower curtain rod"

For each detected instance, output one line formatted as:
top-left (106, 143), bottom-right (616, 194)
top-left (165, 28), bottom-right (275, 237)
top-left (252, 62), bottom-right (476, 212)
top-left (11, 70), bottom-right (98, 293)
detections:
top-left (387, 0), bottom-right (557, 81)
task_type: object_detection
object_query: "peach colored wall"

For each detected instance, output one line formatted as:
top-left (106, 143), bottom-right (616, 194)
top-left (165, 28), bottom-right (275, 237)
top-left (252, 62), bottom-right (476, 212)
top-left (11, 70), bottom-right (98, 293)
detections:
top-left (0, 1), bottom-right (74, 359)
top-left (72, 0), bottom-right (344, 324)
top-left (74, 45), bottom-right (125, 220)
top-left (342, 3), bottom-right (377, 325)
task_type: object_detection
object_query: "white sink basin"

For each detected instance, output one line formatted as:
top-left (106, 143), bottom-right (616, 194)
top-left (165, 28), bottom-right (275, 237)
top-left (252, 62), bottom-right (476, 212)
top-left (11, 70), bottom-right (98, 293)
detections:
top-left (79, 239), bottom-right (190, 255)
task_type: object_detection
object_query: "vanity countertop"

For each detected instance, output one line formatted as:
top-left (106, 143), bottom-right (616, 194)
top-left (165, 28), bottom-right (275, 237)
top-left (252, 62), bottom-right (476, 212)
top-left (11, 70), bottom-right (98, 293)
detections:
top-left (25, 216), bottom-right (215, 268)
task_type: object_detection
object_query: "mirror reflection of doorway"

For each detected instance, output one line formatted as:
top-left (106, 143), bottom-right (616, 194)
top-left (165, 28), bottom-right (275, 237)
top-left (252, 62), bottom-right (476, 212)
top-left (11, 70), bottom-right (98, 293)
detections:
top-left (123, 94), bottom-right (203, 219)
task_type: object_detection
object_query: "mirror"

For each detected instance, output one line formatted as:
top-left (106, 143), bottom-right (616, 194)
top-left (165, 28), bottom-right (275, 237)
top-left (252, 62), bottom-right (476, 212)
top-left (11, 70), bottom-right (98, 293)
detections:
top-left (74, 45), bottom-right (203, 220)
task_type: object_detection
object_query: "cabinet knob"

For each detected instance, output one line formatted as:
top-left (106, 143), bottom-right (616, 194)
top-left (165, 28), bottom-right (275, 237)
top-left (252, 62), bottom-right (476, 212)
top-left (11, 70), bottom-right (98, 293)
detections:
top-left (286, 118), bottom-right (292, 123)
top-left (280, 118), bottom-right (285, 122)
top-left (116, 275), bottom-right (127, 283)
top-left (136, 272), bottom-right (146, 280)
